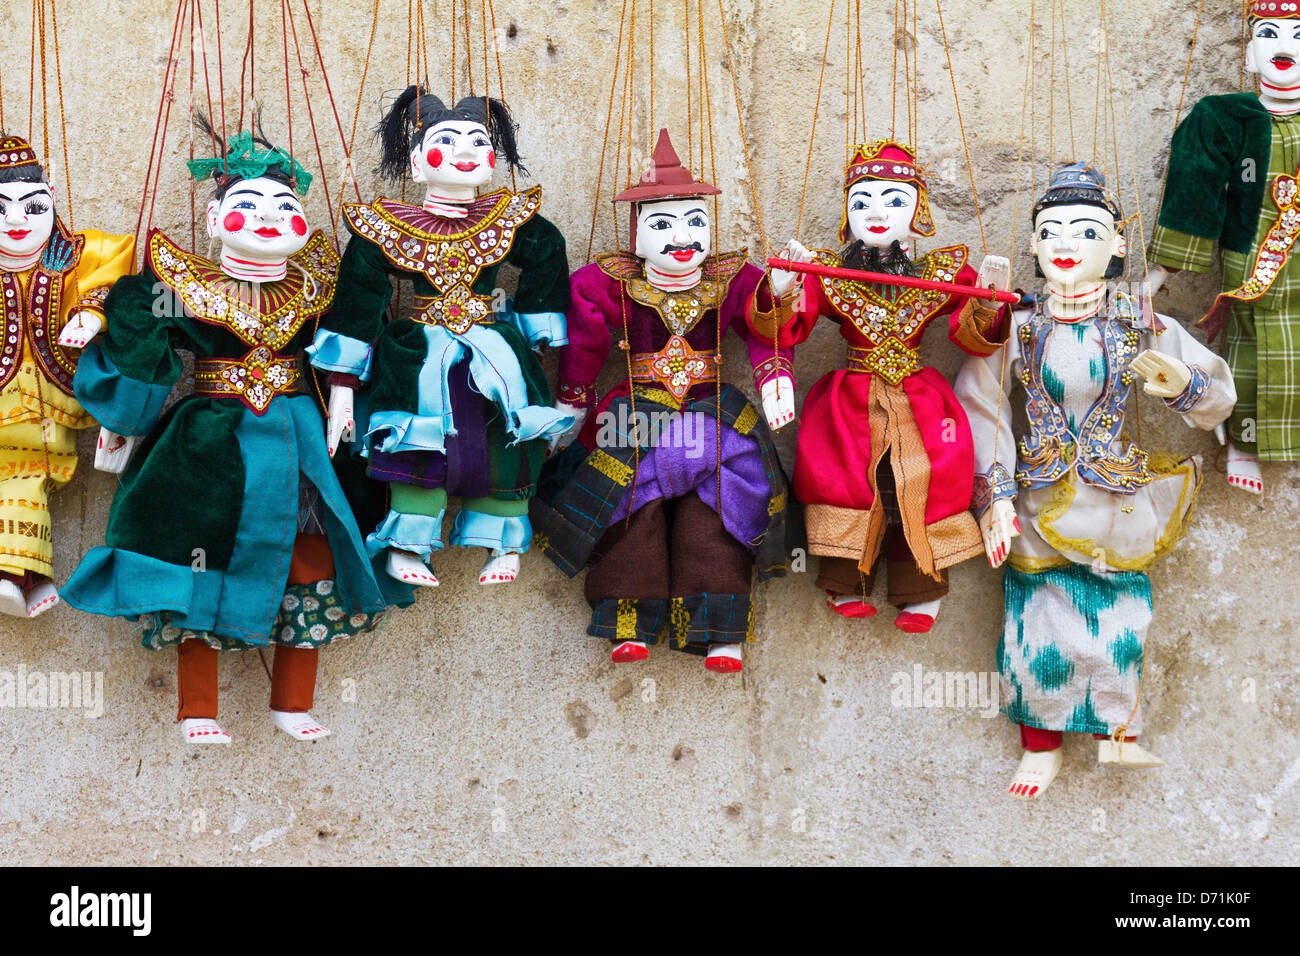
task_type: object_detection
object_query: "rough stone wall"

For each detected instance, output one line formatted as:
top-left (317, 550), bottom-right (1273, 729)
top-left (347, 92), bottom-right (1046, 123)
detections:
top-left (0, 0), bottom-right (1293, 864)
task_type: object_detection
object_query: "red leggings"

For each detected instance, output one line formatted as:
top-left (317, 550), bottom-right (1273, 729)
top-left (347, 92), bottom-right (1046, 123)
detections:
top-left (1020, 724), bottom-right (1136, 751)
top-left (174, 533), bottom-right (333, 720)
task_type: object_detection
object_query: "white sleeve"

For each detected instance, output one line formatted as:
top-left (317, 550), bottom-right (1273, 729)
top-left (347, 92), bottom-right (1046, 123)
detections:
top-left (955, 308), bottom-right (1026, 517)
top-left (1148, 313), bottom-right (1237, 432)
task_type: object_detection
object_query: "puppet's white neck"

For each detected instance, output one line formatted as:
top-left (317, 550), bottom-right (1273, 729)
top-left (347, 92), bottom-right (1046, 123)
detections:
top-left (0, 248), bottom-right (41, 273)
top-left (645, 263), bottom-right (703, 292)
top-left (1258, 85), bottom-right (1300, 116)
top-left (220, 251), bottom-right (288, 283)
top-left (1045, 280), bottom-right (1106, 322)
top-left (423, 185), bottom-right (474, 216)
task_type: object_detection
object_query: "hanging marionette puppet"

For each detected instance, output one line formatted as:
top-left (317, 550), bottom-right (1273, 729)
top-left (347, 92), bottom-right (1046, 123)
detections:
top-left (955, 164), bottom-right (1236, 799)
top-left (1148, 1), bottom-right (1300, 496)
top-left (60, 119), bottom-right (396, 744)
top-left (752, 141), bottom-right (1012, 633)
top-left (0, 136), bottom-right (134, 618)
top-left (530, 129), bottom-right (796, 673)
top-left (315, 87), bottom-right (571, 589)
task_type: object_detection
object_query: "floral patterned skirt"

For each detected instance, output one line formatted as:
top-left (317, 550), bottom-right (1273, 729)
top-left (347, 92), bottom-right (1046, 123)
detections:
top-left (139, 579), bottom-right (385, 652)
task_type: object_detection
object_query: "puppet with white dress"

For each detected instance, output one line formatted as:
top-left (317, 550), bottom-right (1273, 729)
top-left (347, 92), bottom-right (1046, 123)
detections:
top-left (956, 164), bottom-right (1236, 799)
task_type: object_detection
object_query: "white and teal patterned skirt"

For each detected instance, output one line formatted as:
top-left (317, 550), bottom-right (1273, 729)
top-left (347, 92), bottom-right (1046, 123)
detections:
top-left (999, 563), bottom-right (1152, 736)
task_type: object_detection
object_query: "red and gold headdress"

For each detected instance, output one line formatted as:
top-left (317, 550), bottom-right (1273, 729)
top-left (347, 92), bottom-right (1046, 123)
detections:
top-left (615, 128), bottom-right (720, 251)
top-left (839, 139), bottom-right (935, 242)
top-left (1252, 1), bottom-right (1300, 18)
top-left (0, 136), bottom-right (40, 172)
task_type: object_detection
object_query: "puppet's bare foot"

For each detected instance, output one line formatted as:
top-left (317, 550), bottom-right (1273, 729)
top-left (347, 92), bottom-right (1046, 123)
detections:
top-left (1097, 739), bottom-right (1163, 768)
top-left (1008, 748), bottom-right (1062, 800)
top-left (271, 710), bottom-right (332, 741)
top-left (1226, 444), bottom-right (1263, 495)
top-left (478, 551), bottom-right (519, 585)
top-left (386, 549), bottom-right (439, 587)
top-left (181, 718), bottom-right (231, 745)
top-left (895, 598), bottom-right (941, 634)
top-left (826, 590), bottom-right (877, 619)
top-left (0, 581), bottom-right (28, 618)
top-left (704, 643), bottom-right (743, 673)
top-left (610, 640), bottom-right (648, 663)
top-left (25, 581), bottom-right (59, 618)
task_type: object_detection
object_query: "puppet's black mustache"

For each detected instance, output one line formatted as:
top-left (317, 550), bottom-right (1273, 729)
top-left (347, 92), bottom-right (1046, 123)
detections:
top-left (660, 242), bottom-right (704, 254)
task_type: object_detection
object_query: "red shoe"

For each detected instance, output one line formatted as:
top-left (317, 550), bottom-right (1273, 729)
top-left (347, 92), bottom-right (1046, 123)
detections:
top-left (826, 592), bottom-right (877, 619)
top-left (610, 640), bottom-right (649, 663)
top-left (704, 654), bottom-right (744, 674)
top-left (893, 611), bottom-right (935, 634)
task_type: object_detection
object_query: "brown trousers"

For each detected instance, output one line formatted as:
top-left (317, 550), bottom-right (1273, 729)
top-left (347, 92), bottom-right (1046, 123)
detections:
top-left (585, 492), bottom-right (752, 601)
top-left (816, 448), bottom-right (950, 606)
top-left (175, 533), bottom-right (333, 720)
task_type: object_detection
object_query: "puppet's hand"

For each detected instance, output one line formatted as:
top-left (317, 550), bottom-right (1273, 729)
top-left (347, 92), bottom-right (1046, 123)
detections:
top-left (1131, 349), bottom-right (1191, 399)
top-left (761, 375), bottom-right (796, 431)
top-left (95, 427), bottom-right (136, 474)
top-left (770, 239), bottom-right (814, 298)
top-left (326, 386), bottom-right (355, 458)
top-left (1143, 265), bottom-right (1172, 297)
top-left (57, 310), bottom-right (103, 349)
top-left (980, 498), bottom-right (1019, 568)
top-left (976, 255), bottom-right (1011, 293)
top-left (548, 402), bottom-right (588, 455)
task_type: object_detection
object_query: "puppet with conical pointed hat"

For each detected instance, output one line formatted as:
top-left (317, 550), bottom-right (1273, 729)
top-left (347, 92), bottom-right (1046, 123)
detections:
top-left (531, 129), bottom-right (797, 673)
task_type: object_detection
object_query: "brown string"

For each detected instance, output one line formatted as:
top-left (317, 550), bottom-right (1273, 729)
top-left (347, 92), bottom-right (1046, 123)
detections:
top-left (49, 0), bottom-right (73, 229)
top-left (301, 0), bottom-right (361, 203)
top-left (284, 0), bottom-right (339, 248)
top-left (935, 0), bottom-right (988, 256)
top-left (585, 0), bottom-right (630, 264)
top-left (794, 0), bottom-right (835, 242)
top-left (135, 0), bottom-right (187, 256)
top-left (338, 0), bottom-right (379, 232)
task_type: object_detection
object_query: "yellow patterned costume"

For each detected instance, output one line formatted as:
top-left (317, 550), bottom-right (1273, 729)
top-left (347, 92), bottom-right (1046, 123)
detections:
top-left (0, 220), bottom-right (134, 581)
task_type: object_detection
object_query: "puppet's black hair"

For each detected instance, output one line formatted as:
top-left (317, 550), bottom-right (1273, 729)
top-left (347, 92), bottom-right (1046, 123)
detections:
top-left (375, 85), bottom-right (525, 182)
top-left (1031, 187), bottom-right (1125, 280)
top-left (193, 110), bottom-right (296, 200)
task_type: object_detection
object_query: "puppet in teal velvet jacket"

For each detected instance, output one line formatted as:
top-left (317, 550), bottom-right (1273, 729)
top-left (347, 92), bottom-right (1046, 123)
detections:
top-left (1148, 4), bottom-right (1300, 496)
top-left (309, 87), bottom-right (571, 589)
top-left (61, 120), bottom-right (407, 746)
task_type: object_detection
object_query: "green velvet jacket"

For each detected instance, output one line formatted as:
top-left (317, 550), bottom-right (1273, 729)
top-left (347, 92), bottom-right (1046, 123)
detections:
top-left (324, 188), bottom-right (570, 417)
top-left (1155, 92), bottom-right (1274, 256)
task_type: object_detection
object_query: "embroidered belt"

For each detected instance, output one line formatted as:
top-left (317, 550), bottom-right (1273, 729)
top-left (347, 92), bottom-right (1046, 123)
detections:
top-left (845, 339), bottom-right (922, 386)
top-left (413, 286), bottom-right (495, 334)
top-left (194, 348), bottom-right (304, 414)
top-left (629, 334), bottom-right (719, 400)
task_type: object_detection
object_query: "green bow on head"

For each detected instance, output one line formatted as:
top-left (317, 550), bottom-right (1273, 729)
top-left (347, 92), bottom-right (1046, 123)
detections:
top-left (186, 131), bottom-right (313, 196)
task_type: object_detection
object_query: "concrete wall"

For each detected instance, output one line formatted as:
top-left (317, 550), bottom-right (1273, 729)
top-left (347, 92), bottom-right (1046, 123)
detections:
top-left (0, 0), bottom-right (1294, 865)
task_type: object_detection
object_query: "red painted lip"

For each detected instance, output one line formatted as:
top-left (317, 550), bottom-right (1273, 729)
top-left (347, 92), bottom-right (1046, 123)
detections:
top-left (1052, 258), bottom-right (1080, 269)
top-left (867, 225), bottom-right (889, 234)
top-left (669, 250), bottom-right (696, 262)
top-left (254, 227), bottom-right (281, 238)
top-left (453, 161), bottom-right (480, 172)
top-left (1273, 56), bottom-right (1296, 70)
top-left (5, 229), bottom-right (30, 240)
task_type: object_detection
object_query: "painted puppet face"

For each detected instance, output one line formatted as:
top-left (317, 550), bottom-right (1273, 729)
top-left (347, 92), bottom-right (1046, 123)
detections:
top-left (0, 180), bottom-right (55, 261)
top-left (1030, 202), bottom-right (1125, 289)
top-left (1248, 19), bottom-right (1300, 92)
top-left (207, 176), bottom-right (310, 263)
top-left (846, 180), bottom-right (918, 248)
top-left (635, 199), bottom-right (712, 275)
top-left (411, 120), bottom-right (496, 191)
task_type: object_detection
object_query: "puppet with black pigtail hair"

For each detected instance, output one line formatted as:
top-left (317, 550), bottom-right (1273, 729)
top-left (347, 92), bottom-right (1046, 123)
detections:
top-left (61, 114), bottom-right (403, 746)
top-left (312, 86), bottom-right (571, 589)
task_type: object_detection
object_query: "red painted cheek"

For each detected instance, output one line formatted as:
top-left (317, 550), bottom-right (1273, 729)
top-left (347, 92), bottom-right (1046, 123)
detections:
top-left (488, 151), bottom-right (497, 170)
top-left (222, 211), bottom-right (246, 233)
top-left (290, 215), bottom-right (307, 237)
top-left (426, 148), bottom-right (443, 169)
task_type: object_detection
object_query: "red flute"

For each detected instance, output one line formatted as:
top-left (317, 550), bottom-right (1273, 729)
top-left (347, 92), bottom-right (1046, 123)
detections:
top-left (765, 257), bottom-right (1022, 305)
